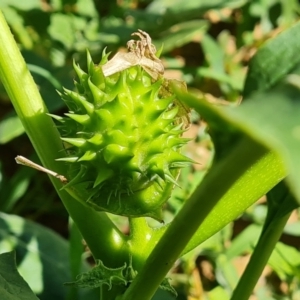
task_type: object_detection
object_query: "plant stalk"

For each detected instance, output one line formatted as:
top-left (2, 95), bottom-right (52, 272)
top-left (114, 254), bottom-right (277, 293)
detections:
top-left (230, 211), bottom-right (291, 300)
top-left (0, 10), bottom-right (126, 266)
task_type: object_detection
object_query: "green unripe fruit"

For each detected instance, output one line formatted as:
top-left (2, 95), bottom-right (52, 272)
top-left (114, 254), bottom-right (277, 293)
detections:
top-left (55, 44), bottom-right (192, 220)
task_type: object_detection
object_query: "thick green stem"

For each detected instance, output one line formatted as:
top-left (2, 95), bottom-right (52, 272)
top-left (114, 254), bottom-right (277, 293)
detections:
top-left (128, 218), bottom-right (155, 271)
top-left (0, 10), bottom-right (126, 266)
top-left (121, 137), bottom-right (268, 300)
top-left (230, 211), bottom-right (291, 300)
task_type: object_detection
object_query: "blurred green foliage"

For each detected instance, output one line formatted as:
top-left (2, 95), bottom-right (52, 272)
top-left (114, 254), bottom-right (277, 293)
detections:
top-left (1, 0), bottom-right (300, 299)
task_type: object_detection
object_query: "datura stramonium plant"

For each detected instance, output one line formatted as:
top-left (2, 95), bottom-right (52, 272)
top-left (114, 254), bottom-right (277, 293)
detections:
top-left (54, 30), bottom-right (193, 220)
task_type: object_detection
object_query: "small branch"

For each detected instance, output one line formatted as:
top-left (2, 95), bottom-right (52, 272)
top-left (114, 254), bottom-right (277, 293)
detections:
top-left (15, 156), bottom-right (68, 184)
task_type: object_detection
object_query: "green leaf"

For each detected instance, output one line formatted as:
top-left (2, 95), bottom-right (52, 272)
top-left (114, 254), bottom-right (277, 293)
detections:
top-left (269, 241), bottom-right (300, 281)
top-left (159, 278), bottom-right (177, 296)
top-left (147, 0), bottom-right (247, 17)
top-left (0, 212), bottom-right (70, 299)
top-left (174, 69), bottom-right (300, 254)
top-left (0, 212), bottom-right (98, 300)
top-left (154, 20), bottom-right (208, 54)
top-left (48, 13), bottom-right (75, 50)
top-left (0, 0), bottom-right (41, 11)
top-left (0, 113), bottom-right (24, 144)
top-left (197, 32), bottom-right (245, 94)
top-left (243, 21), bottom-right (300, 97)
top-left (0, 251), bottom-right (39, 300)
top-left (207, 286), bottom-right (230, 300)
top-left (76, 0), bottom-right (97, 17)
top-left (197, 67), bottom-right (237, 88)
top-left (201, 33), bottom-right (224, 72)
top-left (65, 258), bottom-right (176, 296)
top-left (152, 289), bottom-right (176, 300)
top-left (216, 253), bottom-right (239, 292)
top-left (65, 260), bottom-right (129, 289)
top-left (226, 75), bottom-right (300, 202)
top-left (172, 89), bottom-right (286, 256)
top-left (225, 224), bottom-right (262, 259)
top-left (130, 0), bottom-right (247, 33)
top-left (0, 161), bottom-right (33, 212)
top-left (283, 221), bottom-right (300, 236)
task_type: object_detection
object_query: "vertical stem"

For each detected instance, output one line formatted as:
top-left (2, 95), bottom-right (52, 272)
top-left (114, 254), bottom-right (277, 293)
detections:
top-left (0, 10), bottom-right (126, 266)
top-left (128, 218), bottom-right (154, 271)
top-left (230, 211), bottom-right (291, 300)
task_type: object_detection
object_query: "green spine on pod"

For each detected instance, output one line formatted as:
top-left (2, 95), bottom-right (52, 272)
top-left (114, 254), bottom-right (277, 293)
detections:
top-left (54, 45), bottom-right (192, 220)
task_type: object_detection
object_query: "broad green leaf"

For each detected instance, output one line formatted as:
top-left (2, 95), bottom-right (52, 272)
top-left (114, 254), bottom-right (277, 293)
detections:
top-left (269, 241), bottom-right (300, 281)
top-left (152, 289), bottom-right (176, 300)
top-left (0, 251), bottom-right (39, 300)
top-left (239, 23), bottom-right (300, 203)
top-left (147, 0), bottom-right (248, 17)
top-left (173, 90), bottom-right (286, 255)
top-left (197, 68), bottom-right (236, 87)
top-left (175, 74), bottom-right (300, 252)
top-left (0, 212), bottom-right (98, 300)
top-left (243, 21), bottom-right (300, 97)
top-left (48, 13), bottom-right (75, 50)
top-left (225, 224), bottom-right (262, 259)
top-left (279, 0), bottom-right (300, 27)
top-left (153, 20), bottom-right (208, 54)
top-left (131, 0), bottom-right (247, 33)
top-left (227, 76), bottom-right (300, 202)
top-left (0, 0), bottom-right (41, 11)
top-left (254, 286), bottom-right (277, 300)
top-left (0, 113), bottom-right (24, 144)
top-left (283, 221), bottom-right (300, 236)
top-left (207, 286), bottom-right (230, 300)
top-left (215, 254), bottom-right (239, 292)
top-left (0, 212), bottom-right (70, 299)
top-left (76, 0), bottom-right (97, 17)
top-left (201, 33), bottom-right (224, 73)
top-left (0, 162), bottom-right (33, 212)
top-left (197, 32), bottom-right (245, 93)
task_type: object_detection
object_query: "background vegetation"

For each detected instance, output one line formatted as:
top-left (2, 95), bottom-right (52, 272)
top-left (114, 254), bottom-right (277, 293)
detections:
top-left (1, 0), bottom-right (300, 299)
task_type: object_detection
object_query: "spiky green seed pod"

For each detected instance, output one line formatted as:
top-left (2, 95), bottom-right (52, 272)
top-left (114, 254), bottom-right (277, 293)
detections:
top-left (54, 48), bottom-right (192, 220)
